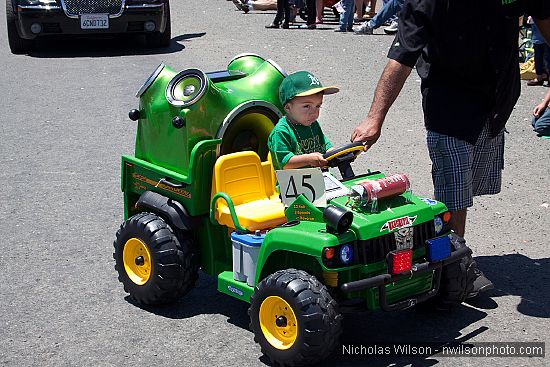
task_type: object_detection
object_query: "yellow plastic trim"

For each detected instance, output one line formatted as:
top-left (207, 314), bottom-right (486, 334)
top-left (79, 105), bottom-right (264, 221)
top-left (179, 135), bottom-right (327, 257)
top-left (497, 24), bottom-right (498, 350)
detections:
top-left (324, 144), bottom-right (364, 161)
top-left (259, 296), bottom-right (298, 350)
top-left (210, 192), bottom-right (248, 233)
top-left (323, 271), bottom-right (338, 287)
top-left (123, 238), bottom-right (152, 285)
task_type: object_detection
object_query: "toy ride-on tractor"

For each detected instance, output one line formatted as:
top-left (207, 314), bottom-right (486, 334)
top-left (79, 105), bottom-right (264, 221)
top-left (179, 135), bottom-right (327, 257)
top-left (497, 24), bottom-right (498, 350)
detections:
top-left (113, 54), bottom-right (476, 366)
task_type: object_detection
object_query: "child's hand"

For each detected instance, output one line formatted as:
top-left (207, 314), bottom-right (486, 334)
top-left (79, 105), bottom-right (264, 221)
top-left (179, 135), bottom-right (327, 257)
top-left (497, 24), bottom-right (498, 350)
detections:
top-left (306, 152), bottom-right (328, 167)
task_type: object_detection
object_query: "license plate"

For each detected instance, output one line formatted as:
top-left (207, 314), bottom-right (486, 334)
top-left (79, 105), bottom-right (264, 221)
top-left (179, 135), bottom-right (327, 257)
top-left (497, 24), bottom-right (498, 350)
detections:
top-left (80, 14), bottom-right (109, 29)
top-left (394, 226), bottom-right (414, 250)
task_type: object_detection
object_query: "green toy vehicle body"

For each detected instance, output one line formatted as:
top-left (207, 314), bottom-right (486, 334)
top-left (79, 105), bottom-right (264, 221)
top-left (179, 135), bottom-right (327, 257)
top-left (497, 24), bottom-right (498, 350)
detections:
top-left (114, 54), bottom-right (476, 366)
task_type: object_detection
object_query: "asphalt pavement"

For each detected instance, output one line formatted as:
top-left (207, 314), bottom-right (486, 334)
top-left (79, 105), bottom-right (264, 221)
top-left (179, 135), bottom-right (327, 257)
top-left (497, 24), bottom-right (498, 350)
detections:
top-left (1, 1), bottom-right (549, 366)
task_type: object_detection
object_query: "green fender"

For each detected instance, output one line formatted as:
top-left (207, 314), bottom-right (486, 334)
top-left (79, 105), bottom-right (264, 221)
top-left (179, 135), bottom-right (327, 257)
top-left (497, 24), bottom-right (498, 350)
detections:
top-left (254, 220), bottom-right (357, 284)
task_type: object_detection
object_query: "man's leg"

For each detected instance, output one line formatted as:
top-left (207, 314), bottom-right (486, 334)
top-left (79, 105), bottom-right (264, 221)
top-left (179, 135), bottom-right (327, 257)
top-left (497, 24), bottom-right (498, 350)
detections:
top-left (266, 0), bottom-right (285, 26)
top-left (427, 128), bottom-right (494, 298)
top-left (368, 0), bottom-right (401, 29)
top-left (306, 0), bottom-right (316, 25)
top-left (528, 43), bottom-right (547, 85)
top-left (449, 209), bottom-right (467, 238)
top-left (354, 0), bottom-right (365, 20)
top-left (315, 0), bottom-right (323, 23)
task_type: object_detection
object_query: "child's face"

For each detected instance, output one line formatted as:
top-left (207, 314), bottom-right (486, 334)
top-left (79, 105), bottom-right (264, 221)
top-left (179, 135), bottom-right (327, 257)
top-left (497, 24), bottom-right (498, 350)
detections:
top-left (284, 93), bottom-right (323, 126)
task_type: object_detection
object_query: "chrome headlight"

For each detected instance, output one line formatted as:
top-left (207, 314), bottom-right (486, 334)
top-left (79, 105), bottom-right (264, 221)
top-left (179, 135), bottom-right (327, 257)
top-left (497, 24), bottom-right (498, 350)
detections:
top-left (20, 0), bottom-right (57, 4)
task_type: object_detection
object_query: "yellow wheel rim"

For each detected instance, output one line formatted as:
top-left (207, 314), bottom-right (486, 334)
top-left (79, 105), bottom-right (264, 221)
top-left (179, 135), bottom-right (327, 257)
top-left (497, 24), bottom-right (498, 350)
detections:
top-left (123, 238), bottom-right (152, 285)
top-left (259, 296), bottom-right (298, 350)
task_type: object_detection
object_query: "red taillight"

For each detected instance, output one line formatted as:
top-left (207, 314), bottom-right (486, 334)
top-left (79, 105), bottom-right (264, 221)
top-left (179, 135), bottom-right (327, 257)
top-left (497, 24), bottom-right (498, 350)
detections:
top-left (442, 211), bottom-right (451, 223)
top-left (388, 249), bottom-right (413, 274)
top-left (324, 247), bottom-right (335, 260)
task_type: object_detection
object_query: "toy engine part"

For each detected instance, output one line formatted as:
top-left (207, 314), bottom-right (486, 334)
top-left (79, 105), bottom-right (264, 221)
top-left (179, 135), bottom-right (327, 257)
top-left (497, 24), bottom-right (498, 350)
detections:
top-left (231, 231), bottom-right (265, 287)
top-left (349, 173), bottom-right (410, 205)
top-left (323, 205), bottom-right (353, 234)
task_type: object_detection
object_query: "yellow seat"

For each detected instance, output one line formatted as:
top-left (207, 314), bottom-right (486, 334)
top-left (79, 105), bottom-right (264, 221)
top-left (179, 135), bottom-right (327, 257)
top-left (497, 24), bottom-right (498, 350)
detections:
top-left (212, 151), bottom-right (286, 231)
top-left (261, 152), bottom-right (279, 200)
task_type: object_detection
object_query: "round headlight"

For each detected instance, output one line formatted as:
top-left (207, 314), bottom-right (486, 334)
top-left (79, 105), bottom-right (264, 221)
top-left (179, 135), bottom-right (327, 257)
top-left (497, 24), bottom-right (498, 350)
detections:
top-left (434, 216), bottom-right (443, 234)
top-left (339, 244), bottom-right (353, 265)
top-left (166, 69), bottom-right (207, 107)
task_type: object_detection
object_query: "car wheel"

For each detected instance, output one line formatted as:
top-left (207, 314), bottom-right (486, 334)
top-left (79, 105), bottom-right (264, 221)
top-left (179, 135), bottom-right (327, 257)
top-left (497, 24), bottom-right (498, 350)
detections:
top-left (113, 212), bottom-right (198, 305)
top-left (145, 0), bottom-right (171, 48)
top-left (249, 269), bottom-right (342, 366)
top-left (6, 0), bottom-right (33, 54)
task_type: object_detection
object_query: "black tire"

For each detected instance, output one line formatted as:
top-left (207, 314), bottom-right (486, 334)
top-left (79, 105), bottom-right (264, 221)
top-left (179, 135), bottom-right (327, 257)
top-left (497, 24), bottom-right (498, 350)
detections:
top-left (249, 269), bottom-right (342, 366)
top-left (421, 235), bottom-right (476, 310)
top-left (6, 0), bottom-right (33, 54)
top-left (145, 0), bottom-right (171, 48)
top-left (113, 212), bottom-right (198, 305)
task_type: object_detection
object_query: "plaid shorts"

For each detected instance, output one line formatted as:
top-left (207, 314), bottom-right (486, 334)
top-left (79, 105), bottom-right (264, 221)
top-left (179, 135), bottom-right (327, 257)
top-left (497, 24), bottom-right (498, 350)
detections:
top-left (426, 124), bottom-right (505, 211)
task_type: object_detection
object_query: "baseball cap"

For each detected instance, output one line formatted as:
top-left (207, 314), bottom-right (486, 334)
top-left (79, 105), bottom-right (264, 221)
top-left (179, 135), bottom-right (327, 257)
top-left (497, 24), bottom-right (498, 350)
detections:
top-left (279, 71), bottom-right (339, 106)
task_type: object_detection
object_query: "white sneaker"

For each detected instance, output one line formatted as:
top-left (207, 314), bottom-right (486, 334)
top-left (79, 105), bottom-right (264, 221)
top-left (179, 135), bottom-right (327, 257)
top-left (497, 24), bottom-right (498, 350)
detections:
top-left (383, 20), bottom-right (398, 34)
top-left (354, 21), bottom-right (373, 35)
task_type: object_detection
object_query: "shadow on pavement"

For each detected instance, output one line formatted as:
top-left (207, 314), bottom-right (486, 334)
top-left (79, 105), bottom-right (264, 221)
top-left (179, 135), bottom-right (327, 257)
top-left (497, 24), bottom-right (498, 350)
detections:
top-left (126, 270), bottom-right (490, 366)
top-left (26, 32), bottom-right (206, 58)
top-left (474, 253), bottom-right (550, 318)
top-left (125, 272), bottom-right (251, 329)
top-left (125, 253), bottom-right (548, 365)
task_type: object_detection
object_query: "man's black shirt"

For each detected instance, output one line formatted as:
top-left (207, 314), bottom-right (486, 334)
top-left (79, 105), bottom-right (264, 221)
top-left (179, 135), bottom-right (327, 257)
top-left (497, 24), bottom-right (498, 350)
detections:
top-left (388, 0), bottom-right (550, 144)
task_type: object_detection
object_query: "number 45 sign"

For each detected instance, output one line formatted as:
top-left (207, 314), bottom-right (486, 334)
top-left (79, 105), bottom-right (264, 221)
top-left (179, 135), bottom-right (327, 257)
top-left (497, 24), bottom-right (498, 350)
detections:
top-left (275, 168), bottom-right (326, 207)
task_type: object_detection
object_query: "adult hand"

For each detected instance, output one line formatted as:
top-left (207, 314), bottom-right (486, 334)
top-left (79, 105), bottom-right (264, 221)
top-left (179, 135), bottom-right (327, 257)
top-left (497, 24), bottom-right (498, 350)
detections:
top-left (351, 118), bottom-right (382, 151)
top-left (533, 102), bottom-right (548, 117)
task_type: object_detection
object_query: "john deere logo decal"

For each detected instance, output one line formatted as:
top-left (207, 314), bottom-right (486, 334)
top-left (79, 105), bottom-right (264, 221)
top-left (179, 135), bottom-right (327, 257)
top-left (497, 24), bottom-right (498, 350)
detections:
top-left (380, 215), bottom-right (417, 232)
top-left (227, 285), bottom-right (243, 297)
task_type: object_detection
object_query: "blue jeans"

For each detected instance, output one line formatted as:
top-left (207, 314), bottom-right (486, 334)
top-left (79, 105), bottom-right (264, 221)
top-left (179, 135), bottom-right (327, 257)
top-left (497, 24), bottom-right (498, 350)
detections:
top-left (369, 0), bottom-right (404, 28)
top-left (383, 0), bottom-right (397, 23)
top-left (532, 106), bottom-right (550, 136)
top-left (338, 0), bottom-right (354, 31)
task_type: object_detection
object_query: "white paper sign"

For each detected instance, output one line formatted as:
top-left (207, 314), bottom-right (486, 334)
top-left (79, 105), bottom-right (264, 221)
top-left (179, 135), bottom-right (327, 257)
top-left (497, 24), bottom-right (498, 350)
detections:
top-left (276, 168), bottom-right (326, 207)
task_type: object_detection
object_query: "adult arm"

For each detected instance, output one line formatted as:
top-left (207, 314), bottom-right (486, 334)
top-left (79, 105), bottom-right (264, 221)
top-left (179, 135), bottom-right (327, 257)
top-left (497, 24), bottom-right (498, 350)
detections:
top-left (351, 59), bottom-right (412, 148)
top-left (351, 0), bottom-right (434, 148)
top-left (533, 88), bottom-right (550, 117)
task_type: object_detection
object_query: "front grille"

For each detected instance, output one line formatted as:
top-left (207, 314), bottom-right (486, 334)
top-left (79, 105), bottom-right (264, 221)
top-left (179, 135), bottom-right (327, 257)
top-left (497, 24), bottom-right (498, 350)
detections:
top-left (357, 220), bottom-right (435, 264)
top-left (63, 0), bottom-right (124, 16)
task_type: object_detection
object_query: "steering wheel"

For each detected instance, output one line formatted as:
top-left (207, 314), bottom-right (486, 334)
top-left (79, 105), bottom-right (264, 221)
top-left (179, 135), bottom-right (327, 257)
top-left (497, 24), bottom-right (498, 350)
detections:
top-left (322, 142), bottom-right (365, 168)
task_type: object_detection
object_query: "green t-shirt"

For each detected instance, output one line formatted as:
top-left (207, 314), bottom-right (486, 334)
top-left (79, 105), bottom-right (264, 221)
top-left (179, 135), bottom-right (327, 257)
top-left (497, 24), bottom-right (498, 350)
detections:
top-left (267, 116), bottom-right (332, 170)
